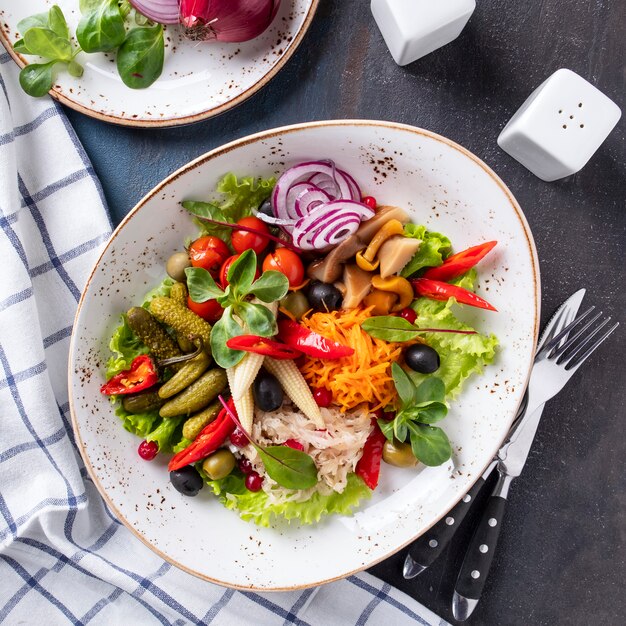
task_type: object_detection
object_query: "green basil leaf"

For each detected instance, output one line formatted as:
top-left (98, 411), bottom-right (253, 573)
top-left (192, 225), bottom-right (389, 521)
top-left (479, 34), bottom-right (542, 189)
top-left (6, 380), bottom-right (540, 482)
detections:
top-left (77, 0), bottom-right (125, 53)
top-left (19, 61), bottom-right (57, 97)
top-left (227, 249), bottom-right (257, 296)
top-left (377, 419), bottom-right (395, 442)
top-left (17, 13), bottom-right (49, 34)
top-left (361, 316), bottom-right (420, 342)
top-left (391, 362), bottom-right (417, 407)
top-left (209, 307), bottom-right (245, 369)
top-left (415, 377), bottom-right (446, 404)
top-left (68, 59), bottom-right (84, 78)
top-left (415, 402), bottom-right (448, 424)
top-left (257, 445), bottom-right (318, 490)
top-left (408, 423), bottom-right (452, 466)
top-left (249, 271), bottom-right (289, 303)
top-left (116, 24), bottom-right (164, 89)
top-left (393, 417), bottom-right (408, 443)
top-left (23, 28), bottom-right (72, 61)
top-left (235, 302), bottom-right (277, 337)
top-left (185, 267), bottom-right (224, 303)
top-left (48, 5), bottom-right (70, 40)
top-left (13, 39), bottom-right (31, 54)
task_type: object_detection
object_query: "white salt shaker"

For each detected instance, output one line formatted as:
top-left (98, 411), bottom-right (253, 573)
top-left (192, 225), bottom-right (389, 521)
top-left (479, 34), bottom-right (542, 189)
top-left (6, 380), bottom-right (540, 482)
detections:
top-left (370, 0), bottom-right (476, 66)
top-left (498, 69), bottom-right (622, 181)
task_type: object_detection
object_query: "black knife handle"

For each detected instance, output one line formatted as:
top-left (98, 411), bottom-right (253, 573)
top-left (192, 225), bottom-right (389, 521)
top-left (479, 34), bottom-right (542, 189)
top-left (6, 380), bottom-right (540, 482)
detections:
top-left (455, 494), bottom-right (508, 599)
top-left (407, 476), bottom-right (487, 570)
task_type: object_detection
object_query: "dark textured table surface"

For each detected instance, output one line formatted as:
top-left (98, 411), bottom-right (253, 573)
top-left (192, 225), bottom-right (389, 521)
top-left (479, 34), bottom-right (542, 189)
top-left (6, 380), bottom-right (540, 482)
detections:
top-left (66, 1), bottom-right (625, 624)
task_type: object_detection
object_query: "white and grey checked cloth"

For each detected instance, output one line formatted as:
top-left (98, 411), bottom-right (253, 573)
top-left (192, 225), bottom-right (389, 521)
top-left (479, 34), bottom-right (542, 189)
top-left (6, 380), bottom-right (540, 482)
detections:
top-left (0, 55), bottom-right (448, 626)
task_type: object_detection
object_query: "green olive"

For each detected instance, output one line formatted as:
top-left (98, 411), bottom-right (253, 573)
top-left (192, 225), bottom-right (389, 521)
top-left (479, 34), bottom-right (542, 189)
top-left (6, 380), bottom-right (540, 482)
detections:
top-left (382, 440), bottom-right (418, 468)
top-left (279, 291), bottom-right (310, 320)
top-left (166, 251), bottom-right (191, 283)
top-left (201, 449), bottom-right (236, 480)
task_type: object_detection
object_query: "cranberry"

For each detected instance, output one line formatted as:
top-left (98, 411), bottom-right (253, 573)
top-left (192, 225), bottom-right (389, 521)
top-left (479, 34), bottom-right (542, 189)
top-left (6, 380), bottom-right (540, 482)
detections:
top-left (237, 457), bottom-right (253, 474)
top-left (362, 196), bottom-right (377, 209)
top-left (313, 387), bottom-right (332, 408)
top-left (372, 408), bottom-right (394, 421)
top-left (138, 440), bottom-right (158, 461)
top-left (245, 471), bottom-right (264, 492)
top-left (284, 439), bottom-right (304, 451)
top-left (399, 307), bottom-right (417, 324)
top-left (230, 428), bottom-right (249, 448)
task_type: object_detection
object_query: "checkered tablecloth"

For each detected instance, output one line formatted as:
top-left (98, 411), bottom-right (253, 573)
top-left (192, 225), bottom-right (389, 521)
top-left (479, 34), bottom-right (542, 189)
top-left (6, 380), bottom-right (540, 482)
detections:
top-left (0, 54), bottom-right (448, 625)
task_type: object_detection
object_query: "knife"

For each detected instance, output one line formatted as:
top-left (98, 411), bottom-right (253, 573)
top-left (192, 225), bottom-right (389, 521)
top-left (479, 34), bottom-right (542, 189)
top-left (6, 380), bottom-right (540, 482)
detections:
top-left (451, 289), bottom-right (587, 620)
top-left (403, 289), bottom-right (586, 580)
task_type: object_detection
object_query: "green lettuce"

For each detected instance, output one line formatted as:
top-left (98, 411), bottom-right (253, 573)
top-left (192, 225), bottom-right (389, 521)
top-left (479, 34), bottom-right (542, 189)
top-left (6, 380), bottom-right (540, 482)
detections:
top-left (205, 472), bottom-right (372, 527)
top-left (146, 417), bottom-right (184, 454)
top-left (217, 173), bottom-right (275, 222)
top-left (115, 404), bottom-right (159, 438)
top-left (105, 315), bottom-right (151, 379)
top-left (401, 225), bottom-right (451, 278)
top-left (409, 271), bottom-right (498, 396)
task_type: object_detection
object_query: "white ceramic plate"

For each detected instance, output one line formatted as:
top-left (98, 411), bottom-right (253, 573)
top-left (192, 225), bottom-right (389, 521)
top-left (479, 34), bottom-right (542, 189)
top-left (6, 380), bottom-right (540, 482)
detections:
top-left (0, 0), bottom-right (318, 127)
top-left (69, 120), bottom-right (540, 590)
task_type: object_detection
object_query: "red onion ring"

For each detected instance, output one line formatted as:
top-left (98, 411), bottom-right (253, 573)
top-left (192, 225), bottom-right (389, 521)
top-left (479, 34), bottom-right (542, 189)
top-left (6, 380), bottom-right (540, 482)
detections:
top-left (128, 0), bottom-right (180, 24)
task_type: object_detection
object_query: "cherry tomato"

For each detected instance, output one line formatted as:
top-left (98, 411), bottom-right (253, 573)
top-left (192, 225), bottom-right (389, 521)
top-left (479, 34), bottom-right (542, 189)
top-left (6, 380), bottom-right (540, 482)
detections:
top-left (262, 249), bottom-right (305, 288)
top-left (231, 217), bottom-right (270, 254)
top-left (219, 254), bottom-right (261, 288)
top-left (186, 296), bottom-right (223, 323)
top-left (188, 236), bottom-right (230, 277)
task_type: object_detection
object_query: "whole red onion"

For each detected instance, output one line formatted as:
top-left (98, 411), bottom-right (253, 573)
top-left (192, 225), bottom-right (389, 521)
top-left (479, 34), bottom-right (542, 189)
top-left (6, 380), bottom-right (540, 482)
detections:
top-left (179, 0), bottom-right (281, 43)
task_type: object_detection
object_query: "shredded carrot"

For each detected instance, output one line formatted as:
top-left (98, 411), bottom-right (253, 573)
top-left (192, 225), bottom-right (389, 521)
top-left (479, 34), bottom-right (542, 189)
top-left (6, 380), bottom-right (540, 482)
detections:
top-left (299, 306), bottom-right (405, 412)
top-left (278, 306), bottom-right (297, 321)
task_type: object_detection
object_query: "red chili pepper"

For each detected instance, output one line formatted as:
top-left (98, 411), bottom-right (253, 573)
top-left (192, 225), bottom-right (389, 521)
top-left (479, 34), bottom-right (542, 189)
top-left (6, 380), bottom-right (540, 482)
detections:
top-left (277, 319), bottom-right (354, 359)
top-left (226, 335), bottom-right (302, 359)
top-left (100, 355), bottom-right (158, 395)
top-left (423, 241), bottom-right (497, 282)
top-left (355, 423), bottom-right (387, 490)
top-left (168, 398), bottom-right (237, 471)
top-left (411, 278), bottom-right (497, 312)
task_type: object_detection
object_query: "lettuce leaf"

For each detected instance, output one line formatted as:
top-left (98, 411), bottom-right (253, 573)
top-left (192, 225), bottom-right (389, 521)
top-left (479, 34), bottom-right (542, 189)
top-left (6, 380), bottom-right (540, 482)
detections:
top-left (205, 472), bottom-right (372, 527)
top-left (115, 404), bottom-right (159, 438)
top-left (409, 271), bottom-right (498, 396)
top-left (105, 315), bottom-right (150, 379)
top-left (216, 173), bottom-right (275, 222)
top-left (401, 225), bottom-right (451, 278)
top-left (146, 417), bottom-right (184, 454)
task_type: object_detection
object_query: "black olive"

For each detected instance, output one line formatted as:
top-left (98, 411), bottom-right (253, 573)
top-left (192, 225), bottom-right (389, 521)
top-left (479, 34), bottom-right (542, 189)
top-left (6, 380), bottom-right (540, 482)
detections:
top-left (257, 198), bottom-right (273, 217)
top-left (307, 280), bottom-right (343, 311)
top-left (253, 371), bottom-right (283, 412)
top-left (405, 344), bottom-right (440, 374)
top-left (169, 466), bottom-right (203, 496)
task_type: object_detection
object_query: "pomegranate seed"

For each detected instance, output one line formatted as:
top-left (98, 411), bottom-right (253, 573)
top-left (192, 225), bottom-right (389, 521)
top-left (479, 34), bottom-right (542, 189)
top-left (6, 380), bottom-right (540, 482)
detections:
top-left (313, 387), bottom-right (332, 407)
top-left (284, 438), bottom-right (304, 451)
top-left (230, 428), bottom-right (249, 447)
top-left (362, 196), bottom-right (377, 209)
top-left (245, 471), bottom-right (264, 492)
top-left (238, 457), bottom-right (253, 474)
top-left (399, 307), bottom-right (417, 324)
top-left (138, 440), bottom-right (158, 460)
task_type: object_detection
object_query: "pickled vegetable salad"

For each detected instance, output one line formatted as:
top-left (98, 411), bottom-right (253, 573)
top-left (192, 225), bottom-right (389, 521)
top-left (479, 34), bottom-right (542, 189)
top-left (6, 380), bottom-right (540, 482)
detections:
top-left (102, 165), bottom-right (498, 526)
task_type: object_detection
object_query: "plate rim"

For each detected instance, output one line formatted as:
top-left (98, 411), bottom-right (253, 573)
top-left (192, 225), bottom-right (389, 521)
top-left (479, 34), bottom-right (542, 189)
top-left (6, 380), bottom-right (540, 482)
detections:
top-left (0, 0), bottom-right (320, 128)
top-left (68, 119), bottom-right (541, 590)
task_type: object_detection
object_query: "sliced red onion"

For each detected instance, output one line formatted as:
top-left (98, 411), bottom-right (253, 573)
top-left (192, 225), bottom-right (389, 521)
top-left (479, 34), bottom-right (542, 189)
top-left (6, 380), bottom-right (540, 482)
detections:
top-left (294, 186), bottom-right (332, 219)
top-left (128, 0), bottom-right (180, 24)
top-left (252, 211), bottom-right (296, 227)
top-left (339, 169), bottom-right (362, 201)
top-left (286, 183), bottom-right (318, 219)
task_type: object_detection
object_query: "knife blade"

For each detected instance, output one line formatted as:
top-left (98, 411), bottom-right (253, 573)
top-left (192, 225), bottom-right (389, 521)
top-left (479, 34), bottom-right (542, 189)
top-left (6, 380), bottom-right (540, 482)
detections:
top-left (452, 291), bottom-right (586, 620)
top-left (403, 289), bottom-right (585, 580)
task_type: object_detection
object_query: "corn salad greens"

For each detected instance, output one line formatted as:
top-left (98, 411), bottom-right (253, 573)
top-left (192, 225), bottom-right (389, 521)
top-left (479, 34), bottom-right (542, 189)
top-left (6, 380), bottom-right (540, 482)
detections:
top-left (101, 162), bottom-right (498, 526)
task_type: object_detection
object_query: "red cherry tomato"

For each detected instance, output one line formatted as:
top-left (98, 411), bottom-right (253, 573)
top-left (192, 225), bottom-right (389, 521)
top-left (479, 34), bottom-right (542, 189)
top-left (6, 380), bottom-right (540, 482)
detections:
top-left (231, 217), bottom-right (270, 254)
top-left (186, 296), bottom-right (224, 323)
top-left (219, 254), bottom-right (261, 287)
top-left (262, 249), bottom-right (305, 288)
top-left (188, 236), bottom-right (230, 277)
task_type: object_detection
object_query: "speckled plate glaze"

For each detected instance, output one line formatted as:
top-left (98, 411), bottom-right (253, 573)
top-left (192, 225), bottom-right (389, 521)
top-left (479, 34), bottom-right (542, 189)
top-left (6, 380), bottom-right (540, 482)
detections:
top-left (0, 0), bottom-right (318, 127)
top-left (69, 120), bottom-right (540, 590)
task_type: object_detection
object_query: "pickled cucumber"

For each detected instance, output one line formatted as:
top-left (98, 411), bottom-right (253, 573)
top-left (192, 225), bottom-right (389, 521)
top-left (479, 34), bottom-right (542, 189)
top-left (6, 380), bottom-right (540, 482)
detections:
top-left (149, 297), bottom-right (211, 351)
top-left (169, 282), bottom-right (188, 306)
top-left (122, 390), bottom-right (166, 414)
top-left (181, 400), bottom-right (221, 441)
top-left (159, 368), bottom-right (227, 418)
top-left (157, 350), bottom-right (212, 399)
top-left (126, 307), bottom-right (182, 362)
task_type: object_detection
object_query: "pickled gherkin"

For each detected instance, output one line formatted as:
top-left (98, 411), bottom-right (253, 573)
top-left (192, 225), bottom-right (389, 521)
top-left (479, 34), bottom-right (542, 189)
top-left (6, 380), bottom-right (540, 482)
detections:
top-left (181, 400), bottom-right (221, 441)
top-left (126, 306), bottom-right (182, 361)
top-left (169, 282), bottom-right (188, 306)
top-left (159, 368), bottom-right (227, 418)
top-left (158, 350), bottom-right (211, 399)
top-left (149, 296), bottom-right (212, 350)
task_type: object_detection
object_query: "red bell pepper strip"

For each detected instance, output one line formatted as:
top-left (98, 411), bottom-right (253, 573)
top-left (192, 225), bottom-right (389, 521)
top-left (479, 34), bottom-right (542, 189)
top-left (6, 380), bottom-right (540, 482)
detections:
top-left (411, 278), bottom-right (497, 312)
top-left (355, 423), bottom-right (387, 490)
top-left (277, 319), bottom-right (354, 359)
top-left (423, 241), bottom-right (497, 282)
top-left (226, 335), bottom-right (303, 360)
top-left (100, 355), bottom-right (158, 395)
top-left (168, 398), bottom-right (237, 471)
